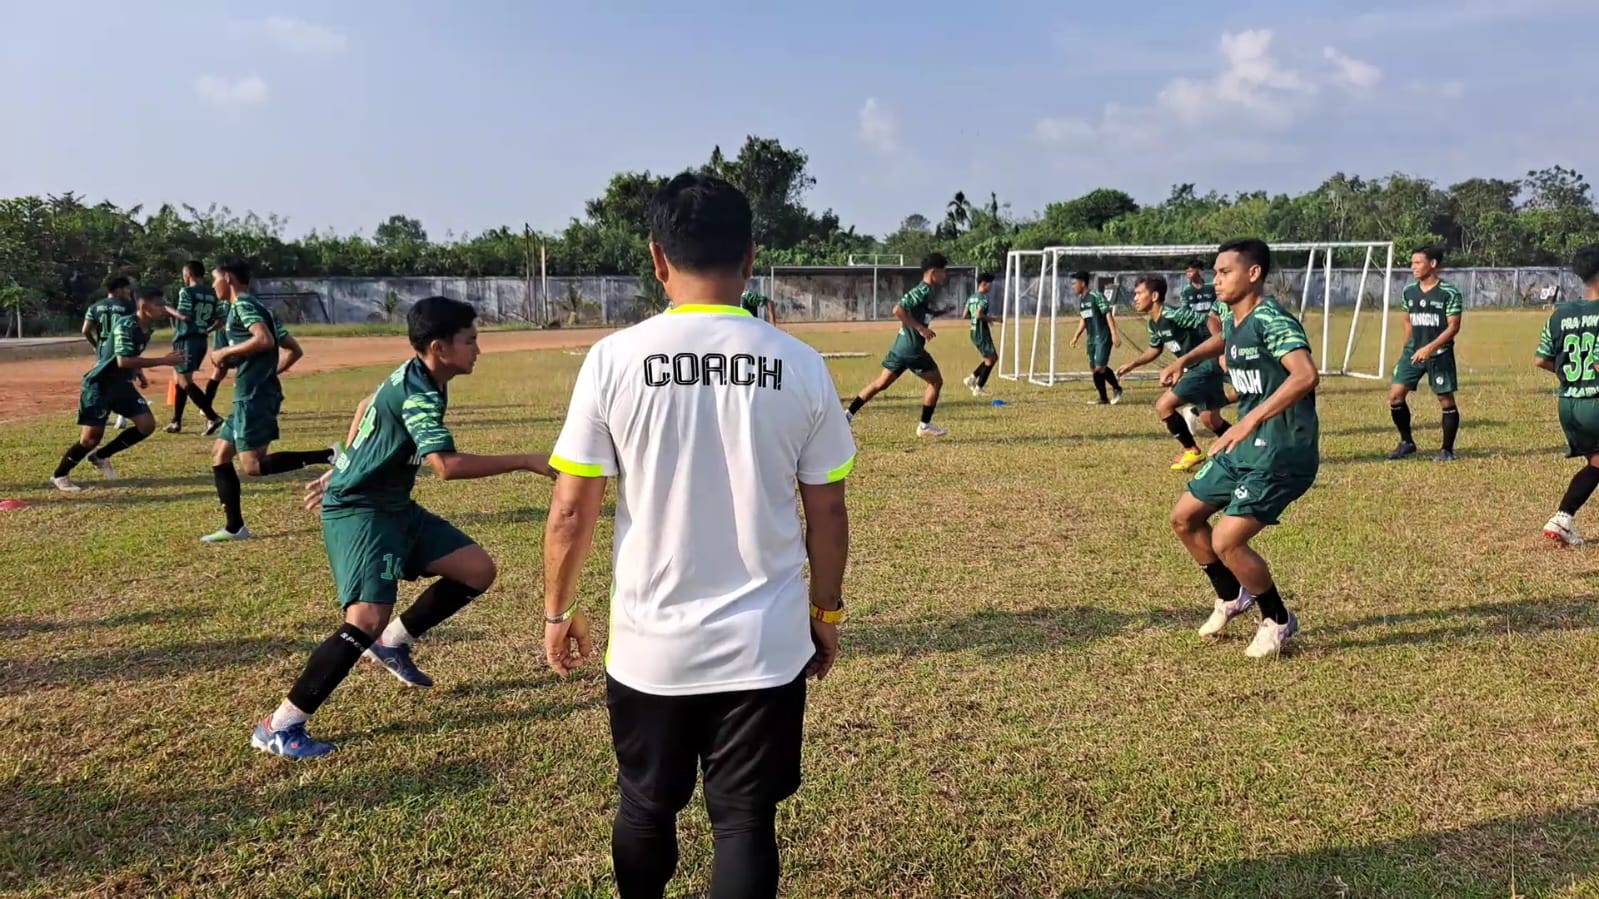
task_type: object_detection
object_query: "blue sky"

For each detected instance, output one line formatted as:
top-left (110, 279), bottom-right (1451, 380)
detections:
top-left (2, 0), bottom-right (1594, 239)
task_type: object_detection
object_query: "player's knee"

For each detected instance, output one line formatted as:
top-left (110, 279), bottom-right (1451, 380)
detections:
top-left (1212, 530), bottom-right (1251, 562)
top-left (1439, 395), bottom-right (1457, 410)
top-left (1170, 507), bottom-right (1198, 536)
top-left (238, 457), bottom-right (264, 477)
top-left (343, 602), bottom-right (390, 637)
top-left (465, 554), bottom-right (497, 593)
top-left (80, 434), bottom-right (102, 450)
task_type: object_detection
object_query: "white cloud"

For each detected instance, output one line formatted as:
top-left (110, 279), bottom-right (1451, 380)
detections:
top-left (1034, 116), bottom-right (1095, 145)
top-left (233, 17), bottom-right (348, 54)
top-left (1156, 30), bottom-right (1314, 130)
top-left (193, 75), bottom-right (269, 109)
top-left (1324, 47), bottom-right (1382, 91)
top-left (859, 98), bottom-right (898, 156)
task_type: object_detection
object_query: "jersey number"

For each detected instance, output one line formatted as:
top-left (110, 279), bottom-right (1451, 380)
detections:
top-left (350, 403), bottom-right (379, 450)
top-left (1562, 332), bottom-right (1599, 383)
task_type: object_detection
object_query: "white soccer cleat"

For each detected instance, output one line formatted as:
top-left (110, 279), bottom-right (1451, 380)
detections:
top-left (916, 423), bottom-right (948, 438)
top-left (1111, 387), bottom-right (1124, 405)
top-left (86, 453), bottom-right (118, 481)
top-left (962, 374), bottom-right (977, 391)
top-left (844, 411), bottom-right (854, 425)
top-left (49, 476), bottom-right (82, 493)
top-left (1180, 404), bottom-right (1202, 435)
top-left (1198, 589), bottom-right (1256, 638)
top-left (973, 386), bottom-right (989, 397)
top-left (1244, 611), bottom-right (1299, 659)
top-left (200, 526), bottom-right (253, 544)
top-left (112, 415), bottom-right (127, 429)
top-left (1544, 512), bottom-right (1583, 547)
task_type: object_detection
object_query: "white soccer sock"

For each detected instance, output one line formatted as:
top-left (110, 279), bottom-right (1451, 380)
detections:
top-left (268, 700), bottom-right (309, 731)
top-left (379, 619), bottom-right (415, 647)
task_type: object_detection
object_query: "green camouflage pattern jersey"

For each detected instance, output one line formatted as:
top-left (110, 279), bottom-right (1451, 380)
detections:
top-left (84, 296), bottom-right (134, 347)
top-left (1402, 279), bottom-right (1464, 354)
top-left (83, 313), bottom-right (148, 385)
top-left (1180, 281), bottom-right (1217, 315)
top-left (967, 293), bottom-right (991, 338)
top-left (325, 357), bottom-right (456, 512)
top-left (1079, 290), bottom-right (1113, 342)
top-left (893, 282), bottom-right (939, 354)
top-left (1146, 303), bottom-right (1211, 358)
top-left (1536, 300), bottom-right (1599, 398)
top-left (740, 290), bottom-right (769, 317)
top-left (224, 293), bottom-right (290, 399)
top-left (1221, 297), bottom-right (1318, 469)
top-left (173, 285), bottom-right (221, 340)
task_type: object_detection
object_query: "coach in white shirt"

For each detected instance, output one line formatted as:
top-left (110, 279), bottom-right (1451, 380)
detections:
top-left (542, 172), bottom-right (854, 899)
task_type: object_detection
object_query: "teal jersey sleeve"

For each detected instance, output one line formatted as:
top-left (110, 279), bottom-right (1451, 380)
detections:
top-left (111, 316), bottom-right (138, 357)
top-left (899, 283), bottom-right (931, 309)
top-left (235, 299), bottom-right (268, 330)
top-left (1259, 307), bottom-right (1311, 360)
top-left (402, 390), bottom-right (455, 457)
top-left (1537, 317), bottom-right (1555, 359)
top-left (1441, 282), bottom-right (1464, 317)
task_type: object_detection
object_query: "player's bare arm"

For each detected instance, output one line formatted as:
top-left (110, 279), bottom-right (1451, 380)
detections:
top-left (277, 333), bottom-right (305, 375)
top-left (894, 302), bottom-right (933, 340)
top-left (1411, 314), bottom-right (1462, 365)
top-left (1162, 333), bottom-right (1225, 385)
top-left (1070, 320), bottom-right (1086, 347)
top-left (543, 472), bottom-right (605, 677)
top-left (1117, 345), bottom-right (1163, 378)
top-left (1107, 309), bottom-right (1122, 348)
top-left (1209, 348), bottom-right (1319, 456)
top-left (424, 450), bottom-right (555, 482)
top-left (118, 348), bottom-right (183, 370)
top-left (212, 321), bottom-right (272, 369)
top-left (798, 479), bottom-right (848, 681)
top-left (82, 319), bottom-right (98, 348)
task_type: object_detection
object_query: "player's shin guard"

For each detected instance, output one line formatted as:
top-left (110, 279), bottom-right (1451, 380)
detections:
top-left (1559, 465), bottom-right (1599, 516)
top-left (977, 362), bottom-right (994, 387)
top-left (1092, 371), bottom-right (1109, 402)
top-left (1390, 402), bottom-right (1413, 444)
top-left (1163, 413), bottom-right (1198, 450)
top-left (286, 623), bottom-right (374, 715)
top-left (212, 463), bottom-right (245, 532)
top-left (1210, 418), bottom-right (1231, 437)
top-left (53, 444), bottom-right (91, 478)
top-left (920, 403), bottom-right (937, 425)
top-left (1441, 408), bottom-right (1460, 452)
top-left (1203, 560), bottom-right (1241, 602)
top-left (847, 396), bottom-right (867, 416)
top-left (396, 578), bottom-right (484, 642)
top-left (94, 427), bottom-right (148, 459)
top-left (1253, 586), bottom-right (1289, 625)
top-left (184, 383), bottom-right (220, 422)
top-left (203, 378), bottom-right (222, 407)
top-left (259, 449), bottom-right (336, 476)
top-left (1103, 370), bottom-right (1121, 392)
top-left (172, 389), bottom-right (190, 425)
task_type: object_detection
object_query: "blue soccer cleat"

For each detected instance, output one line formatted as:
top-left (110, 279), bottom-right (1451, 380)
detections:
top-left (365, 642), bottom-right (434, 688)
top-left (250, 718), bottom-right (334, 760)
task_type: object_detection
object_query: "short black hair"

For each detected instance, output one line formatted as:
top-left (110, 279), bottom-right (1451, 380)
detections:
top-left (1185, 259), bottom-right (1206, 271)
top-left (1216, 238), bottom-right (1272, 277)
top-left (183, 260), bottom-right (206, 279)
top-left (136, 286), bottom-right (165, 301)
top-left (920, 253), bottom-right (948, 272)
top-left (648, 172), bottom-right (753, 274)
top-left (1135, 274), bottom-right (1168, 300)
top-left (1413, 245), bottom-right (1444, 265)
top-left (977, 272), bottom-right (995, 286)
top-left (1070, 270), bottom-right (1091, 285)
top-left (214, 256), bottom-right (253, 285)
top-left (408, 295), bottom-right (478, 352)
top-left (1574, 245), bottom-right (1599, 285)
top-left (105, 275), bottom-right (132, 293)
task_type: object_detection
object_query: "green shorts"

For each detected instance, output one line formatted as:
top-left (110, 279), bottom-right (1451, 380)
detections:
top-left (174, 335), bottom-right (209, 375)
top-left (971, 332), bottom-right (996, 359)
top-left (219, 390), bottom-right (282, 451)
top-left (1559, 397), bottom-right (1599, 458)
top-left (1172, 364), bottom-right (1231, 412)
top-left (322, 504), bottom-right (476, 608)
top-left (883, 349), bottom-right (938, 375)
top-left (77, 379), bottom-right (149, 427)
top-left (1392, 351), bottom-right (1457, 395)
top-left (1086, 338), bottom-right (1111, 369)
top-left (1186, 452), bottom-right (1317, 526)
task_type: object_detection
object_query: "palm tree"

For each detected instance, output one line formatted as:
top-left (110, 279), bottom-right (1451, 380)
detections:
top-left (944, 191), bottom-right (971, 237)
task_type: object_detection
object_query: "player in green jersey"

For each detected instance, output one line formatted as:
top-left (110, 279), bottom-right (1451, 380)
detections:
top-left (1165, 239), bottom-right (1319, 659)
top-left (250, 296), bottom-right (557, 759)
top-left (162, 260), bottom-right (226, 434)
top-left (1535, 246), bottom-right (1599, 547)
top-left (201, 257), bottom-right (335, 543)
top-left (50, 287), bottom-right (182, 491)
top-left (1067, 271), bottom-right (1123, 404)
top-left (198, 290), bottom-right (235, 419)
top-left (1180, 259), bottom-right (1217, 315)
top-left (961, 272), bottom-right (1001, 396)
top-left (741, 288), bottom-right (778, 324)
top-left (845, 253), bottom-right (950, 437)
top-left (1387, 246), bottom-right (1465, 462)
top-left (1114, 275), bottom-right (1232, 471)
top-left (84, 277), bottom-right (142, 428)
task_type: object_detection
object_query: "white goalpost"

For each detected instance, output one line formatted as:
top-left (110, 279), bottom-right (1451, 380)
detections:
top-left (998, 241), bottom-right (1396, 386)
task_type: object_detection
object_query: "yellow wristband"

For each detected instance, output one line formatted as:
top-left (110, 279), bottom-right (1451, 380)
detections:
top-left (809, 603), bottom-right (846, 624)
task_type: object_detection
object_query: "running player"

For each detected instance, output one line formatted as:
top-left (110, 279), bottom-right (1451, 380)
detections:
top-left (1114, 275), bottom-right (1232, 471)
top-left (199, 290), bottom-right (236, 416)
top-left (84, 277), bottom-right (140, 429)
top-left (1067, 271), bottom-right (1123, 404)
top-left (201, 257), bottom-right (335, 543)
top-left (1165, 238), bottom-right (1319, 659)
top-left (1536, 245), bottom-right (1599, 547)
top-left (50, 287), bottom-right (182, 491)
top-left (163, 260), bottom-right (225, 434)
top-left (250, 296), bottom-right (556, 759)
top-left (1179, 259), bottom-right (1216, 314)
top-left (844, 253), bottom-right (949, 437)
top-left (962, 272), bottom-right (1000, 396)
top-left (741, 288), bottom-right (778, 324)
top-left (1387, 246), bottom-right (1465, 462)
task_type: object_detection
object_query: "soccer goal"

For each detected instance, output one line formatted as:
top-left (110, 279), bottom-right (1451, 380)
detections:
top-left (997, 242), bottom-right (1396, 386)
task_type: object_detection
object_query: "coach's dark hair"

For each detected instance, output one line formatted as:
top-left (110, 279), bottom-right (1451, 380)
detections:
top-left (1575, 245), bottom-right (1599, 285)
top-left (648, 172), bottom-right (753, 274)
top-left (1414, 245), bottom-right (1444, 265)
top-left (920, 252), bottom-right (948, 273)
top-left (1217, 238), bottom-right (1272, 278)
top-left (136, 285), bottom-right (165, 301)
top-left (977, 271), bottom-right (995, 285)
top-left (214, 256), bottom-right (253, 285)
top-left (1070, 270), bottom-right (1091, 285)
top-left (1184, 259), bottom-right (1206, 271)
top-left (1135, 274), bottom-right (1168, 301)
top-left (183, 260), bottom-right (206, 280)
top-left (408, 296), bottom-right (478, 352)
top-left (104, 275), bottom-right (132, 293)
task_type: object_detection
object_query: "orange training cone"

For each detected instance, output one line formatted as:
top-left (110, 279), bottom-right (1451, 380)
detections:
top-left (167, 378), bottom-right (179, 407)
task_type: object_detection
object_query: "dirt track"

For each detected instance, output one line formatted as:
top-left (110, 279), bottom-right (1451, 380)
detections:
top-left (0, 321), bottom-right (887, 423)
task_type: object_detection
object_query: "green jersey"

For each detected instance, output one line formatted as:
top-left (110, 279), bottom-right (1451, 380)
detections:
top-left (1402, 280), bottom-right (1464, 354)
top-left (325, 357), bottom-right (456, 512)
top-left (1078, 290), bottom-right (1113, 342)
top-left (84, 296), bottom-right (134, 347)
top-left (83, 313), bottom-right (148, 385)
top-left (966, 293), bottom-right (991, 337)
top-left (1180, 282), bottom-right (1217, 315)
top-left (225, 293), bottom-right (290, 399)
top-left (174, 285), bottom-right (221, 340)
top-left (1536, 300), bottom-right (1599, 398)
top-left (1221, 296), bottom-right (1318, 468)
top-left (740, 290), bottom-right (769, 318)
top-left (894, 282), bottom-right (939, 354)
top-left (1146, 303), bottom-right (1211, 358)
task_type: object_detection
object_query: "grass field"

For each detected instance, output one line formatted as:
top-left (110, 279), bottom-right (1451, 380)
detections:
top-left (4, 308), bottom-right (1598, 898)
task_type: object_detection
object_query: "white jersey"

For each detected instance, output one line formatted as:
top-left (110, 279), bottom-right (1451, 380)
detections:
top-left (551, 303), bottom-right (856, 696)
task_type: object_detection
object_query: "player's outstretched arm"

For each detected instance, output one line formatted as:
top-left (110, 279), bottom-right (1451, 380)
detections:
top-left (423, 450), bottom-right (555, 482)
top-left (543, 472), bottom-right (605, 677)
top-left (1160, 333), bottom-right (1224, 385)
top-left (1210, 348), bottom-right (1319, 455)
top-left (117, 348), bottom-right (183, 370)
top-left (1117, 346), bottom-right (1161, 377)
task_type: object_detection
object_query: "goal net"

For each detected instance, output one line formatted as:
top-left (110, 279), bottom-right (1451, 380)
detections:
top-left (997, 242), bottom-right (1396, 386)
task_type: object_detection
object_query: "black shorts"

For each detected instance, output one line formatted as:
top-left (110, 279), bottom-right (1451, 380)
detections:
top-left (607, 673), bottom-right (806, 815)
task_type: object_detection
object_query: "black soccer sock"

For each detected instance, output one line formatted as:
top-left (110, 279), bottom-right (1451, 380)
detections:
top-left (1104, 370), bottom-right (1122, 392)
top-left (920, 403), bottom-right (937, 426)
top-left (184, 383), bottom-right (220, 422)
top-left (1390, 402), bottom-right (1414, 444)
top-left (1092, 371), bottom-right (1109, 402)
top-left (259, 449), bottom-right (336, 476)
top-left (285, 623), bottom-right (374, 716)
top-left (172, 388), bottom-right (190, 425)
top-left (1559, 465), bottom-right (1599, 516)
top-left (212, 463), bottom-right (245, 533)
top-left (1164, 413), bottom-right (1198, 450)
top-left (847, 396), bottom-right (866, 416)
top-left (977, 362), bottom-right (994, 387)
top-left (972, 363), bottom-right (986, 381)
top-left (1441, 408), bottom-right (1460, 452)
top-left (707, 801), bottom-right (782, 899)
top-left (398, 578), bottom-right (484, 641)
top-left (1203, 560), bottom-right (1241, 602)
top-left (1253, 585), bottom-right (1289, 625)
top-left (94, 427), bottom-right (148, 459)
top-left (53, 443), bottom-right (91, 479)
top-left (203, 378), bottom-right (222, 407)
top-left (1211, 417), bottom-right (1231, 437)
top-left (613, 795), bottom-right (680, 899)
